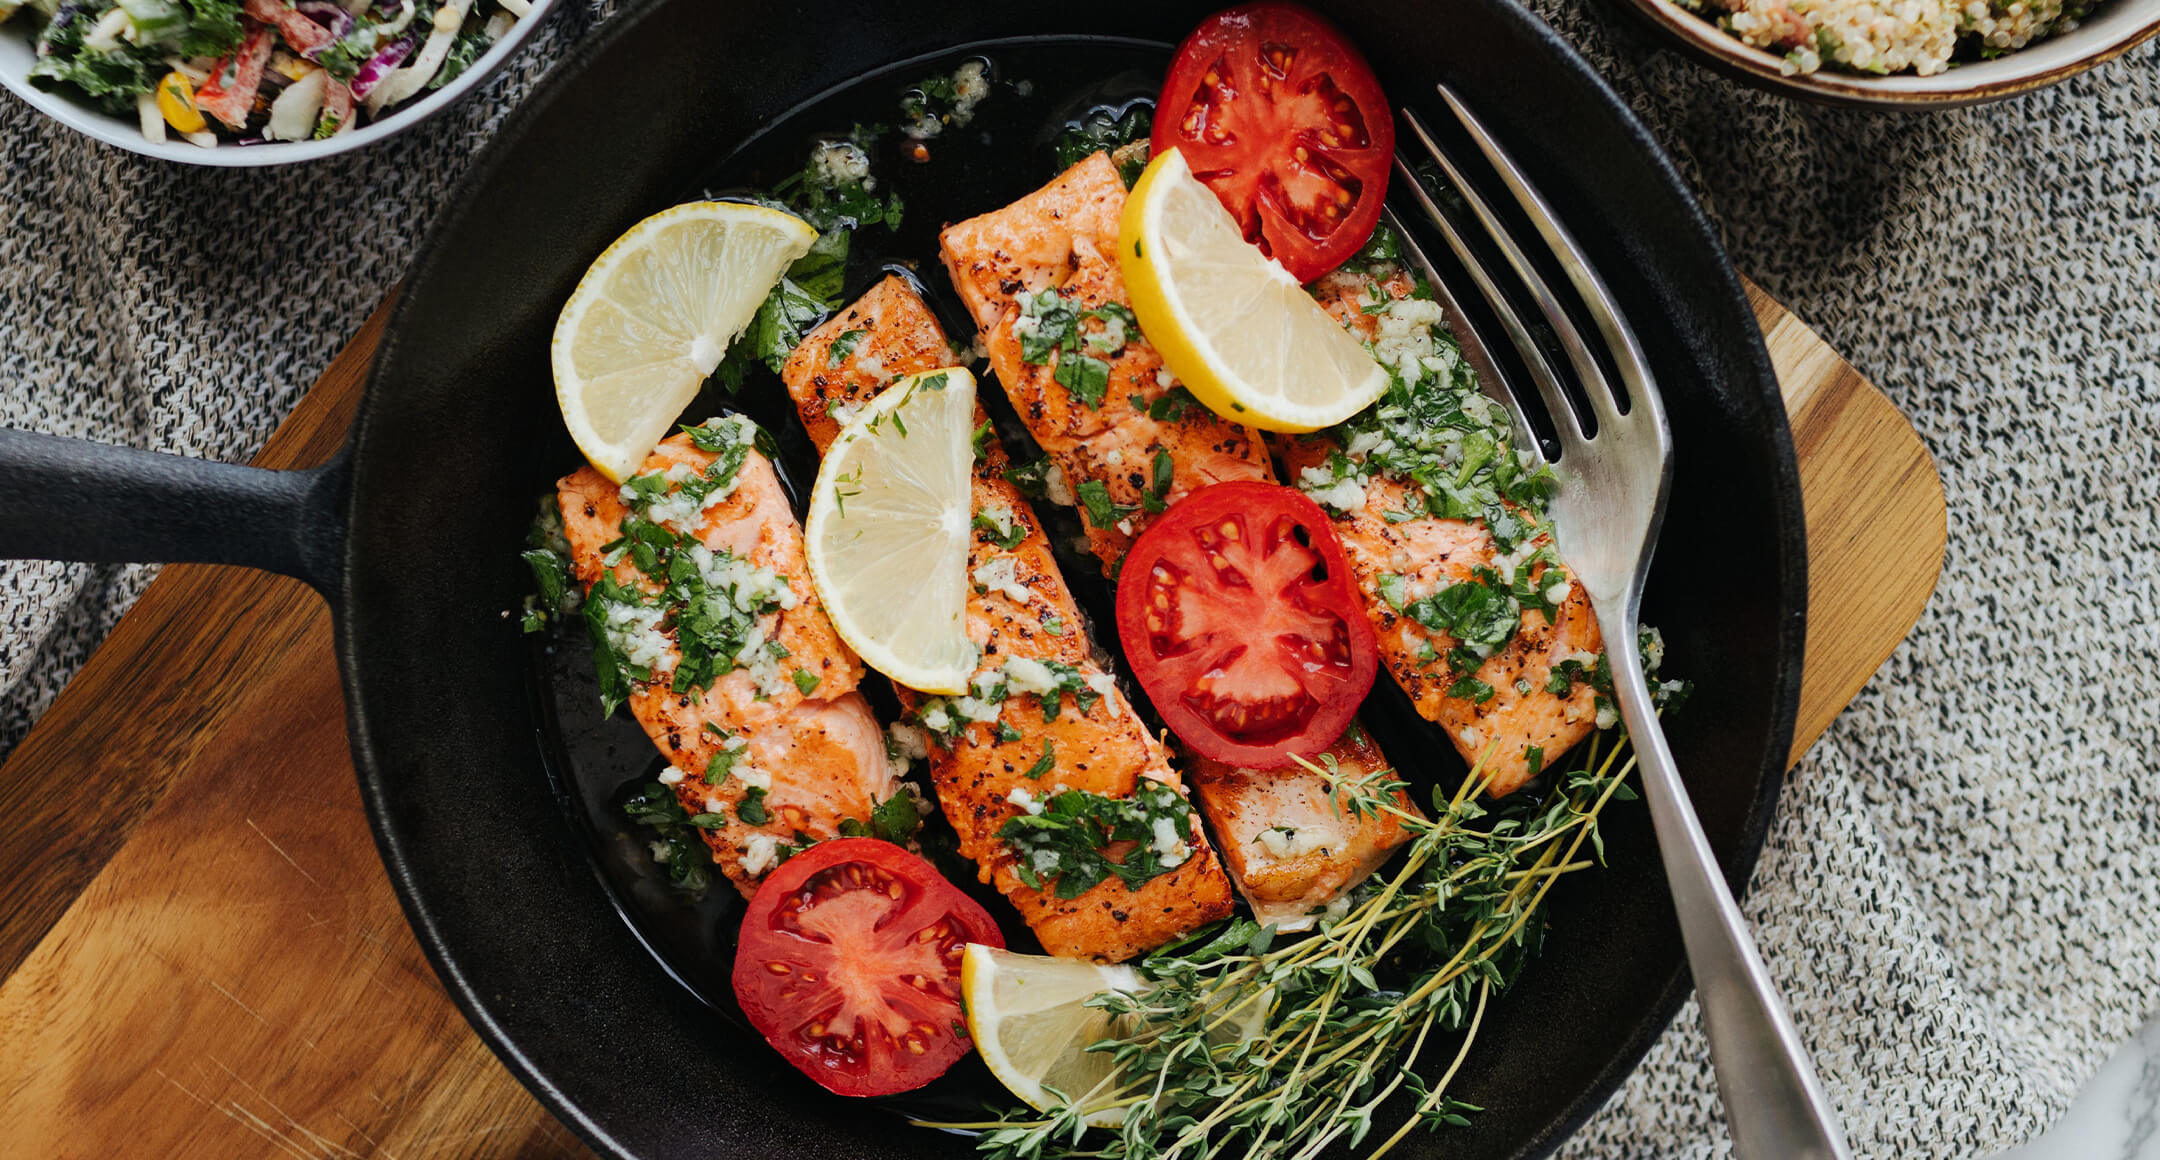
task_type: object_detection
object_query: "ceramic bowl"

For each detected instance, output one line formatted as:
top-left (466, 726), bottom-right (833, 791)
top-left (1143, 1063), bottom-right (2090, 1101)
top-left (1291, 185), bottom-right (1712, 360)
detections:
top-left (1612, 0), bottom-right (2160, 107)
top-left (0, 0), bottom-right (559, 165)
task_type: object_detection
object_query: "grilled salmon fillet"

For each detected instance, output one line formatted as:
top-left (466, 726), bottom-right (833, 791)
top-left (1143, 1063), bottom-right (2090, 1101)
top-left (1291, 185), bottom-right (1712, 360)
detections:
top-left (939, 151), bottom-right (1273, 573)
top-left (782, 274), bottom-right (1234, 963)
top-left (942, 160), bottom-right (1417, 921)
top-left (1285, 269), bottom-right (1605, 797)
top-left (558, 431), bottom-right (894, 898)
top-left (1188, 725), bottom-right (1409, 931)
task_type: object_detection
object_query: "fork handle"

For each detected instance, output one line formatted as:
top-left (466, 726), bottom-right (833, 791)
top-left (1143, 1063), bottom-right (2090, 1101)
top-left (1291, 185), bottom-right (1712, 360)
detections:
top-left (1601, 607), bottom-right (1852, 1160)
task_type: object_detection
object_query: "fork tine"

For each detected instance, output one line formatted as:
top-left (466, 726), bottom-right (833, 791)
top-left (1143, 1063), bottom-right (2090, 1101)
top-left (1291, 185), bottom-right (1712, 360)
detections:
top-left (1402, 104), bottom-right (1623, 434)
top-left (1432, 85), bottom-right (1666, 436)
top-left (1376, 206), bottom-right (1552, 467)
top-left (1390, 145), bottom-right (1586, 450)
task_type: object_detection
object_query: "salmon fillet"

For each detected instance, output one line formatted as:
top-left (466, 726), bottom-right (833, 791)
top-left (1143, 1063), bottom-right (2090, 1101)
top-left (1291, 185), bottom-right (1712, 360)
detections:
top-left (558, 428), bottom-right (894, 898)
top-left (1285, 269), bottom-right (1605, 797)
top-left (941, 162), bottom-right (1417, 917)
top-left (1188, 725), bottom-right (1409, 931)
top-left (939, 152), bottom-right (1273, 574)
top-left (782, 275), bottom-right (1234, 962)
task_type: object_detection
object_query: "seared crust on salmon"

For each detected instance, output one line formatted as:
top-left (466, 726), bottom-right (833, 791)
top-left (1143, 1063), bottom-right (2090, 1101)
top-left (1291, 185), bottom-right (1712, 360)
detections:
top-left (1290, 270), bottom-right (1605, 797)
top-left (941, 163), bottom-right (1418, 915)
top-left (940, 152), bottom-right (1272, 573)
top-left (784, 274), bottom-right (1234, 962)
top-left (558, 435), bottom-right (893, 898)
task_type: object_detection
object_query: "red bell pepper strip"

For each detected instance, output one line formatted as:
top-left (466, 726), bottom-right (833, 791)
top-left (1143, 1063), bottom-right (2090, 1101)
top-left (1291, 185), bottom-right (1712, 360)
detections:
top-left (243, 0), bottom-right (334, 59)
top-left (194, 22), bottom-right (275, 131)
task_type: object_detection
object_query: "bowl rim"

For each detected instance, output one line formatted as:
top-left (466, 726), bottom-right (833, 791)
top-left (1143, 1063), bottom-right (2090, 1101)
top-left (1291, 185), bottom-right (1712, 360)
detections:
top-left (0, 0), bottom-right (561, 167)
top-left (1611, 0), bottom-right (2160, 106)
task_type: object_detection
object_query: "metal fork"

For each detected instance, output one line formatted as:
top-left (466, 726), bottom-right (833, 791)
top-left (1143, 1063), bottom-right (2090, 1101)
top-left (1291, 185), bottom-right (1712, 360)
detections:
top-left (1391, 90), bottom-right (1852, 1160)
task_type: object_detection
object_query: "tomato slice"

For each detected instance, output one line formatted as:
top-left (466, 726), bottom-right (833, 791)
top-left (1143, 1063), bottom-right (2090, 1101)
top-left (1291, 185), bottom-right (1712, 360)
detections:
top-left (731, 838), bottom-right (1004, 1097)
top-left (1151, 2), bottom-right (1395, 283)
top-left (1115, 481), bottom-right (1378, 766)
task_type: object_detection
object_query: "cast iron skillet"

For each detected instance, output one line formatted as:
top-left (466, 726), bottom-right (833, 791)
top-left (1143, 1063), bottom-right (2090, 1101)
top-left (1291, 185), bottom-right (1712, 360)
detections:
top-left (0, 1), bottom-right (1805, 1156)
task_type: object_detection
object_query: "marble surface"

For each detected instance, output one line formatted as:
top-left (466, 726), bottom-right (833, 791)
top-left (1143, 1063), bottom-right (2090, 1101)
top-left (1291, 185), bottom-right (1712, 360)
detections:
top-left (1999, 1014), bottom-right (2160, 1160)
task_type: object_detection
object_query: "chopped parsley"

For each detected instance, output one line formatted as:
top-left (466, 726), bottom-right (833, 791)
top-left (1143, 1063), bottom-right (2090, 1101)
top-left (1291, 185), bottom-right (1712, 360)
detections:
top-left (735, 786), bottom-right (771, 826)
top-left (1445, 674), bottom-right (1496, 704)
top-left (1001, 781), bottom-right (1194, 899)
top-left (973, 506), bottom-right (1028, 550)
top-left (1023, 739), bottom-right (1056, 780)
top-left (1005, 457), bottom-right (1061, 501)
top-left (1147, 387), bottom-right (1199, 422)
top-left (579, 485), bottom-right (799, 717)
top-left (1402, 568), bottom-right (1521, 664)
top-left (712, 126), bottom-right (903, 391)
top-left (704, 737), bottom-right (746, 784)
top-left (838, 790), bottom-right (925, 846)
top-left (827, 328), bottom-right (868, 365)
top-left (1053, 104), bottom-right (1153, 186)
top-left (1375, 572), bottom-right (1409, 611)
top-left (792, 669), bottom-right (821, 695)
top-left (1076, 480), bottom-right (1137, 531)
top-left (620, 782), bottom-right (713, 897)
top-left (1138, 450), bottom-right (1175, 514)
top-left (1014, 289), bottom-right (1140, 409)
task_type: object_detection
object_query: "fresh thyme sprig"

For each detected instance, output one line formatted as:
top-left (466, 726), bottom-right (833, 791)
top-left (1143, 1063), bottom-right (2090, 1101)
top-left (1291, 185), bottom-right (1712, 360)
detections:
top-left (924, 732), bottom-right (1643, 1160)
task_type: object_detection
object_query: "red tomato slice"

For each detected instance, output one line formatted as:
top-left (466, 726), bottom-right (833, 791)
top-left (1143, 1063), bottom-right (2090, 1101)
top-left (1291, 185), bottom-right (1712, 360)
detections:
top-left (1151, 2), bottom-right (1395, 283)
top-left (731, 838), bottom-right (1004, 1097)
top-left (1115, 481), bottom-right (1378, 766)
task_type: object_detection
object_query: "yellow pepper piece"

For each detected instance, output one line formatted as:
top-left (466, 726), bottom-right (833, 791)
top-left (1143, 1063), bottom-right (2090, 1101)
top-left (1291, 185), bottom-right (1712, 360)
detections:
top-left (270, 53), bottom-right (314, 84)
top-left (156, 72), bottom-right (206, 135)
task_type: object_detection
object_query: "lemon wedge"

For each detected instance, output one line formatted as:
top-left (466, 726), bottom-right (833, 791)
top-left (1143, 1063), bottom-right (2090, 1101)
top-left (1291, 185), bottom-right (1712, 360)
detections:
top-left (961, 944), bottom-right (1148, 1128)
top-left (553, 201), bottom-right (817, 481)
top-left (1119, 148), bottom-right (1389, 433)
top-left (805, 367), bottom-right (977, 695)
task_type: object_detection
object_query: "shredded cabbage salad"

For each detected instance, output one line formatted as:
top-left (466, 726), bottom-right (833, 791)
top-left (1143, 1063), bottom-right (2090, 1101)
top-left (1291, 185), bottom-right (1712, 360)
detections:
top-left (1, 0), bottom-right (530, 148)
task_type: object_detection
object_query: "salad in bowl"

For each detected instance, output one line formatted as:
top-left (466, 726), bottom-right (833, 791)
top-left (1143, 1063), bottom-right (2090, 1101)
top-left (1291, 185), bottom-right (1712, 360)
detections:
top-left (0, 0), bottom-right (548, 162)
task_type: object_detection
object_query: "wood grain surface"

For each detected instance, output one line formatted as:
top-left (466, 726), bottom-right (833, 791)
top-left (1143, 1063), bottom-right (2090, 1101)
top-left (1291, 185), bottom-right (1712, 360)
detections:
top-left (0, 286), bottom-right (1943, 1160)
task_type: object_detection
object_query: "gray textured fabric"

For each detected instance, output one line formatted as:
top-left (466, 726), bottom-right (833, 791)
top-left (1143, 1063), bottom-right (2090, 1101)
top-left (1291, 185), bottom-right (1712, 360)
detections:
top-left (1531, 6), bottom-right (2160, 1158)
top-left (0, 0), bottom-right (619, 751)
top-left (2, 2), bottom-right (2155, 1157)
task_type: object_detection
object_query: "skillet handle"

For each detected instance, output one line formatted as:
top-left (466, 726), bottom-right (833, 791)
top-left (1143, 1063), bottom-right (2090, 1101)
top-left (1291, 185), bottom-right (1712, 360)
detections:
top-left (0, 427), bottom-right (347, 598)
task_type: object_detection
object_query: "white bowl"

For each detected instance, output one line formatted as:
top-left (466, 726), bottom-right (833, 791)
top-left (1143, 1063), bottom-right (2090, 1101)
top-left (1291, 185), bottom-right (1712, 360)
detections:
top-left (0, 0), bottom-right (559, 165)
top-left (1611, 0), bottom-right (2160, 107)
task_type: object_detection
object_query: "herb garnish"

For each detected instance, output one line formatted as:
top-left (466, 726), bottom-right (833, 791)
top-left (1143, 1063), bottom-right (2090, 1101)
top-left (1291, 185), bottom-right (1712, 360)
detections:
top-left (827, 328), bottom-right (868, 365)
top-left (1076, 480), bottom-right (1137, 531)
top-left (713, 126), bottom-right (904, 391)
top-left (1015, 289), bottom-right (1142, 409)
top-left (1053, 104), bottom-right (1154, 187)
top-left (1000, 781), bottom-right (1193, 899)
top-left (939, 734), bottom-right (1646, 1160)
top-left (973, 505), bottom-right (1029, 550)
top-left (620, 782), bottom-right (713, 897)
top-left (838, 789), bottom-right (926, 846)
top-left (1401, 568), bottom-right (1520, 663)
top-left (735, 786), bottom-right (771, 826)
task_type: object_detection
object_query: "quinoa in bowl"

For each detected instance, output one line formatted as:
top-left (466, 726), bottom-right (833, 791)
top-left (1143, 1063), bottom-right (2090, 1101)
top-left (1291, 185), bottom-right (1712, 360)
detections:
top-left (1616, 0), bottom-right (2159, 106)
top-left (1675, 0), bottom-right (2097, 75)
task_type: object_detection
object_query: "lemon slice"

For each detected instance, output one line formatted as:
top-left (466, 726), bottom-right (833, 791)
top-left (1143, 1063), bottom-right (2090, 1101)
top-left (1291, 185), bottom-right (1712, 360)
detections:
top-left (553, 201), bottom-right (817, 481)
top-left (1119, 148), bottom-right (1389, 433)
top-left (961, 944), bottom-right (1148, 1128)
top-left (805, 367), bottom-right (977, 695)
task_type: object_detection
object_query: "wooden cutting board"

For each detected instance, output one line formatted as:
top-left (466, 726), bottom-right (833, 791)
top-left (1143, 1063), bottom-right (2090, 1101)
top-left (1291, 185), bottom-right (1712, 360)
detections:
top-left (0, 283), bottom-right (1943, 1159)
